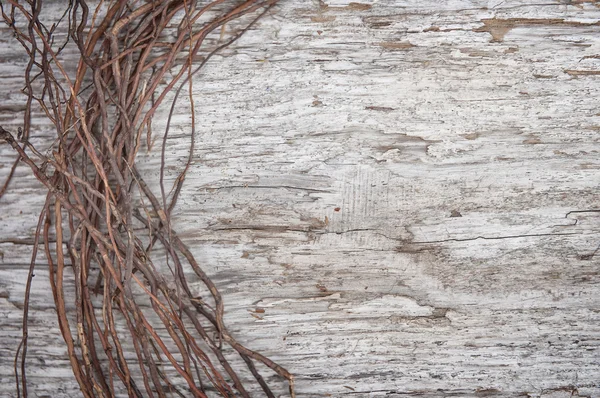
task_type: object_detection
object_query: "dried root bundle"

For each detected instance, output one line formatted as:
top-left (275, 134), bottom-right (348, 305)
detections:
top-left (0, 0), bottom-right (293, 396)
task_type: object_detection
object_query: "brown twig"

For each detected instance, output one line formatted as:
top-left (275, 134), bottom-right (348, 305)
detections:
top-left (0, 1), bottom-right (294, 397)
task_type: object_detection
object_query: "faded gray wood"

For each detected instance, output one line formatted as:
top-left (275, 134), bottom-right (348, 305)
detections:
top-left (1, 0), bottom-right (600, 397)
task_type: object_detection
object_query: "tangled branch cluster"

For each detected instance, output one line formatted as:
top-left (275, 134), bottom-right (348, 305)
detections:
top-left (0, 0), bottom-right (293, 397)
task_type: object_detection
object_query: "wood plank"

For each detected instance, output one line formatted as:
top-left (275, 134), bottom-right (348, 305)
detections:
top-left (1, 1), bottom-right (599, 396)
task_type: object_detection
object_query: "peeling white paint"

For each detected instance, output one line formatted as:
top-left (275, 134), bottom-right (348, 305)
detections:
top-left (1, 1), bottom-right (600, 397)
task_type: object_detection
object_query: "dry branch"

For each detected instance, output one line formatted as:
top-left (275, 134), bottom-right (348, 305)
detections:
top-left (0, 1), bottom-right (294, 397)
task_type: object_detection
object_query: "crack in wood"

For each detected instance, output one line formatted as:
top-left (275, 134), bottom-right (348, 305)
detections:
top-left (411, 232), bottom-right (579, 244)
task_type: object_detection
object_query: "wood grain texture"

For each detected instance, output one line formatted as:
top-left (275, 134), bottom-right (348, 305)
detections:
top-left (1, 0), bottom-right (600, 397)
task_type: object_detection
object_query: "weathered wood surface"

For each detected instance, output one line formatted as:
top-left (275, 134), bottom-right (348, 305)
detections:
top-left (1, 0), bottom-right (600, 397)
